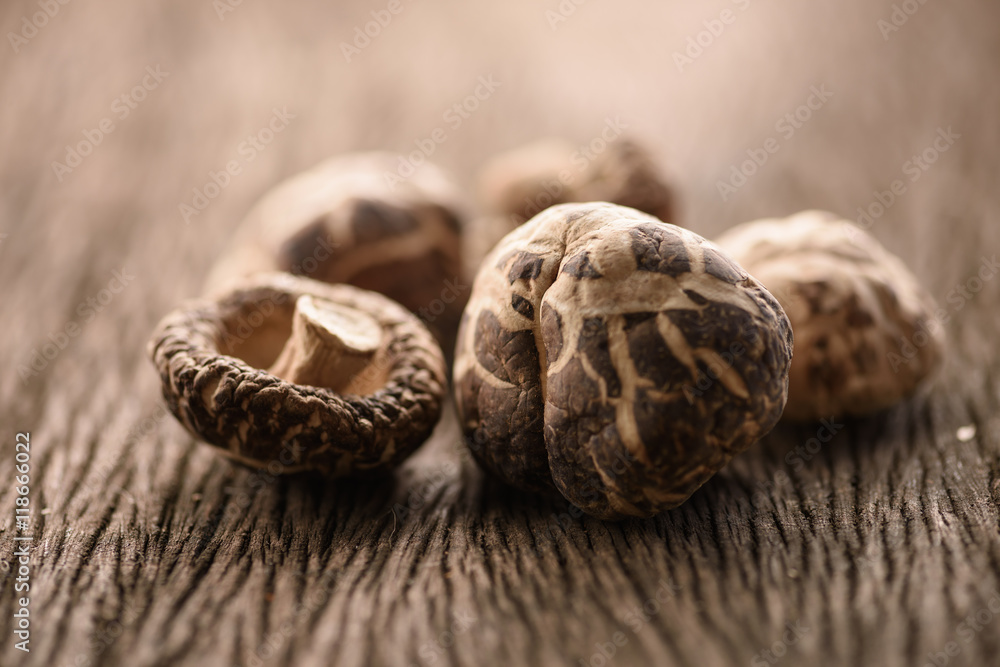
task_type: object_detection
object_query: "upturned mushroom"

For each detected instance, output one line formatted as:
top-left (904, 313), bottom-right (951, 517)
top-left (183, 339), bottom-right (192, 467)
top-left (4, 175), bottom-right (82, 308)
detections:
top-left (148, 273), bottom-right (447, 476)
top-left (454, 203), bottom-right (793, 520)
top-left (205, 152), bottom-right (468, 351)
top-left (715, 210), bottom-right (944, 421)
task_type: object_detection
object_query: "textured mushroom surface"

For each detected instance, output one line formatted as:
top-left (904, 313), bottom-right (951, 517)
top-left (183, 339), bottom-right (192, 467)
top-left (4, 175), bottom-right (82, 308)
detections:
top-left (454, 203), bottom-right (793, 519)
top-left (148, 273), bottom-right (447, 477)
top-left (205, 152), bottom-right (467, 350)
top-left (715, 210), bottom-right (944, 421)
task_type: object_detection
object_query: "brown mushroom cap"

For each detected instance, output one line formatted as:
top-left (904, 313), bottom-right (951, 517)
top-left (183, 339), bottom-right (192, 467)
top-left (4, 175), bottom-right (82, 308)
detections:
top-left (715, 210), bottom-right (944, 421)
top-left (205, 152), bottom-right (468, 351)
top-left (454, 203), bottom-right (793, 519)
top-left (477, 139), bottom-right (578, 224)
top-left (573, 139), bottom-right (675, 225)
top-left (469, 138), bottom-right (676, 273)
top-left (148, 273), bottom-right (447, 477)
top-left (478, 138), bottom-right (675, 226)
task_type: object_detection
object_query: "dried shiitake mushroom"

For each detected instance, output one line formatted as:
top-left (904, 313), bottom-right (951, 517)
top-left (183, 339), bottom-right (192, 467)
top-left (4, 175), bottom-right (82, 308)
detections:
top-left (479, 138), bottom-right (675, 225)
top-left (454, 203), bottom-right (793, 519)
top-left (205, 152), bottom-right (467, 351)
top-left (715, 210), bottom-right (944, 421)
top-left (477, 139), bottom-right (579, 225)
top-left (148, 273), bottom-right (446, 476)
top-left (468, 138), bottom-right (675, 272)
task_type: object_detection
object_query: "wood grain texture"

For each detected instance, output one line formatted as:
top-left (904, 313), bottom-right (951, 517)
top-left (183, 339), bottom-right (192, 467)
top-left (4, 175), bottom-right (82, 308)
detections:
top-left (1, 0), bottom-right (999, 666)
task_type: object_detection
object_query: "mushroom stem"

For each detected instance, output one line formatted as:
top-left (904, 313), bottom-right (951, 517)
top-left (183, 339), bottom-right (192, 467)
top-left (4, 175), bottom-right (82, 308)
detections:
top-left (268, 294), bottom-right (383, 391)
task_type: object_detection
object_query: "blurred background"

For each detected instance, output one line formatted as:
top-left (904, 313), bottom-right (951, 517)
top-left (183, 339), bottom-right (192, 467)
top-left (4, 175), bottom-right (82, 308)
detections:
top-left (4, 0), bottom-right (998, 410)
top-left (3, 0), bottom-right (998, 301)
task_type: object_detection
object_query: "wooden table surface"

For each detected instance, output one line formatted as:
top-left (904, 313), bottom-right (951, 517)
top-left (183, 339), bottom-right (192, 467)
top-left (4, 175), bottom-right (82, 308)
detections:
top-left (2, 0), bottom-right (999, 665)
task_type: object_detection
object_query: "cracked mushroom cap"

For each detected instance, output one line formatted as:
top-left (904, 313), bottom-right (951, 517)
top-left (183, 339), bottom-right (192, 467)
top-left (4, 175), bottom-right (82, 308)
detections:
top-left (454, 203), bottom-right (793, 520)
top-left (715, 210), bottom-right (944, 421)
top-left (148, 273), bottom-right (447, 477)
top-left (205, 152), bottom-right (468, 350)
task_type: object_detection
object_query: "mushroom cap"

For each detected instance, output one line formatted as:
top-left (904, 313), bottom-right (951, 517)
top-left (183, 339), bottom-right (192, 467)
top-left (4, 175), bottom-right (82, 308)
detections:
top-left (715, 210), bottom-right (944, 421)
top-left (204, 152), bottom-right (468, 350)
top-left (453, 203), bottom-right (793, 519)
top-left (573, 138), bottom-right (675, 225)
top-left (477, 138), bottom-right (675, 227)
top-left (148, 273), bottom-right (447, 477)
top-left (478, 139), bottom-right (578, 224)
